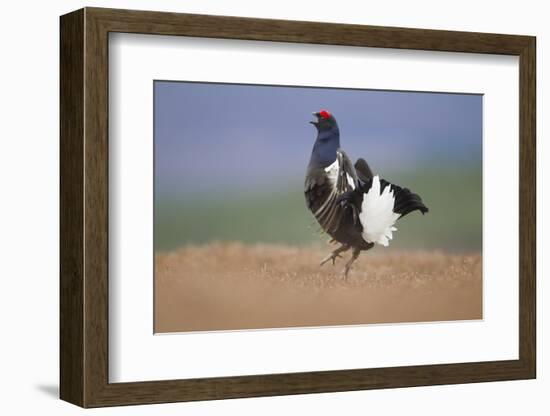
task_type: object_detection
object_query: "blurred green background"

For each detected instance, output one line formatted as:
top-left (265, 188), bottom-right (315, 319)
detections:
top-left (155, 167), bottom-right (482, 252)
top-left (154, 82), bottom-right (482, 253)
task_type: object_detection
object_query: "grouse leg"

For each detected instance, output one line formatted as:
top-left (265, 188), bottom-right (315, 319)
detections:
top-left (320, 244), bottom-right (350, 266)
top-left (343, 247), bottom-right (361, 279)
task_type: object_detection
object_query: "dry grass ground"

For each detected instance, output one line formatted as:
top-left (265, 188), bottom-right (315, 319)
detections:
top-left (155, 242), bottom-right (482, 333)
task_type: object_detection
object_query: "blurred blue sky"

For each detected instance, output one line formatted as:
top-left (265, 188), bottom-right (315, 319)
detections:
top-left (154, 81), bottom-right (482, 197)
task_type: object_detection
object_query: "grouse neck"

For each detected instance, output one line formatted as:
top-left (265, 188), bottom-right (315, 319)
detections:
top-left (308, 126), bottom-right (340, 169)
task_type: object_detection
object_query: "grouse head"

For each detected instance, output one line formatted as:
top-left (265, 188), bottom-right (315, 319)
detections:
top-left (310, 110), bottom-right (338, 133)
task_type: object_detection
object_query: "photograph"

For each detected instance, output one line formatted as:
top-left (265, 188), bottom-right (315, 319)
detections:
top-left (153, 81), bottom-right (483, 333)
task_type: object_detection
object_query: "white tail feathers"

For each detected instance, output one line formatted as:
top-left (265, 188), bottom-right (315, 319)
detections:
top-left (359, 176), bottom-right (400, 246)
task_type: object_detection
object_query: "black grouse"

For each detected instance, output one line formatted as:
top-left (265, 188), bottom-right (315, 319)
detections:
top-left (304, 110), bottom-right (429, 277)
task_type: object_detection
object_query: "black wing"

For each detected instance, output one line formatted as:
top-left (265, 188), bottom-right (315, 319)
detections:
top-left (336, 149), bottom-right (359, 193)
top-left (311, 149), bottom-right (360, 233)
top-left (354, 158), bottom-right (374, 183)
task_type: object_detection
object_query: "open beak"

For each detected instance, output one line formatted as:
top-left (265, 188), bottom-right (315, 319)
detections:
top-left (309, 112), bottom-right (319, 125)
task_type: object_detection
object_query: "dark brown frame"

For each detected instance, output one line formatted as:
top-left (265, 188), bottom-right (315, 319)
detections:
top-left (60, 7), bottom-right (536, 408)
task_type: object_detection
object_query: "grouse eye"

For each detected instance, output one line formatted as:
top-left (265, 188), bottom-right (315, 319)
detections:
top-left (318, 110), bottom-right (331, 120)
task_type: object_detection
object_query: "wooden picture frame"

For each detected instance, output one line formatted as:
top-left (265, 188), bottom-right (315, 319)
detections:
top-left (60, 7), bottom-right (536, 408)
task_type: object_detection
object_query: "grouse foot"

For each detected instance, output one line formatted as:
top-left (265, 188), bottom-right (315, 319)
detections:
top-left (320, 244), bottom-right (350, 266)
top-left (343, 248), bottom-right (361, 279)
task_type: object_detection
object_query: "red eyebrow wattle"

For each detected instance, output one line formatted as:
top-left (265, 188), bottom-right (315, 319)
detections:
top-left (319, 110), bottom-right (331, 119)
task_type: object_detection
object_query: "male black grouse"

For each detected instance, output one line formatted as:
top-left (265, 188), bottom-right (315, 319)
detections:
top-left (304, 110), bottom-right (429, 277)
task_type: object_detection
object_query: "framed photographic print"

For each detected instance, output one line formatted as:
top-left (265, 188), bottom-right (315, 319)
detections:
top-left (60, 7), bottom-right (536, 408)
